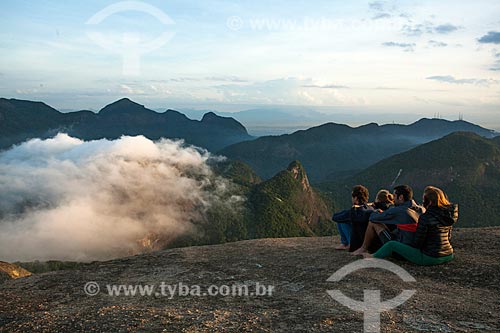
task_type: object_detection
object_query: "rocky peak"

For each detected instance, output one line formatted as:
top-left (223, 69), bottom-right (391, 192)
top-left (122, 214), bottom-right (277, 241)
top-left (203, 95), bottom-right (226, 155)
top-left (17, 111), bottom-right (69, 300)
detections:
top-left (287, 160), bottom-right (310, 191)
top-left (98, 98), bottom-right (149, 115)
top-left (201, 112), bottom-right (249, 134)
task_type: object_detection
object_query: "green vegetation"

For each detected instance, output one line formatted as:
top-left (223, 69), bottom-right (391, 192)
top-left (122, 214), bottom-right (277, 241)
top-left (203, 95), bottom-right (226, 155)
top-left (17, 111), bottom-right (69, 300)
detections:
top-left (247, 161), bottom-right (335, 238)
top-left (210, 159), bottom-right (262, 188)
top-left (248, 170), bottom-right (313, 238)
top-left (175, 165), bottom-right (253, 247)
top-left (170, 160), bottom-right (336, 249)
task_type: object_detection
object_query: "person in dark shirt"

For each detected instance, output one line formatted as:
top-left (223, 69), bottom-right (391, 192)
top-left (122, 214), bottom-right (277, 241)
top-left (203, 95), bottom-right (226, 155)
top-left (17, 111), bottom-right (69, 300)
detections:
top-left (365, 186), bottom-right (458, 265)
top-left (332, 185), bottom-right (373, 251)
top-left (353, 189), bottom-right (395, 253)
top-left (348, 189), bottom-right (395, 252)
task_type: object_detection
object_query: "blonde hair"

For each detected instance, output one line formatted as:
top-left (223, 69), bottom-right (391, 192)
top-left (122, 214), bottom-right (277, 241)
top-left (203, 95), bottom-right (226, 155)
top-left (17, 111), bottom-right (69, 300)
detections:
top-left (423, 186), bottom-right (450, 208)
top-left (375, 189), bottom-right (394, 205)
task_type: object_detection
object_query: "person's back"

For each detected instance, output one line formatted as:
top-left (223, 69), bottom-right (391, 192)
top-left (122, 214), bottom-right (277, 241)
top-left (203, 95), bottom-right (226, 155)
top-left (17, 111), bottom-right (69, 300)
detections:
top-left (414, 203), bottom-right (458, 257)
top-left (349, 203), bottom-right (375, 251)
top-left (372, 201), bottom-right (393, 212)
top-left (332, 185), bottom-right (371, 251)
top-left (350, 189), bottom-right (393, 252)
top-left (370, 185), bottom-right (425, 245)
top-left (397, 199), bottom-right (425, 243)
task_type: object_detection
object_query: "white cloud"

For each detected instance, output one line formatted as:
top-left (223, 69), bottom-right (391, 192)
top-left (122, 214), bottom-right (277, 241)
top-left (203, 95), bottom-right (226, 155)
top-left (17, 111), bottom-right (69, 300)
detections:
top-left (0, 134), bottom-right (235, 261)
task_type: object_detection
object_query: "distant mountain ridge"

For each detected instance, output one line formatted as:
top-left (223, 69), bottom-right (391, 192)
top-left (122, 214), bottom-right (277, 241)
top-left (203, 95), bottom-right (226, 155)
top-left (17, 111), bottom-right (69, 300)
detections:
top-left (2, 97), bottom-right (498, 185)
top-left (220, 118), bottom-right (497, 182)
top-left (0, 98), bottom-right (253, 151)
top-left (180, 107), bottom-right (500, 136)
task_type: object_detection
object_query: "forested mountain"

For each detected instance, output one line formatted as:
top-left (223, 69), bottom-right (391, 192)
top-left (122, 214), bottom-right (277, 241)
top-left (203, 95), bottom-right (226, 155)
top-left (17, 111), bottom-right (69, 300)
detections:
top-left (0, 98), bottom-right (252, 151)
top-left (319, 132), bottom-right (500, 227)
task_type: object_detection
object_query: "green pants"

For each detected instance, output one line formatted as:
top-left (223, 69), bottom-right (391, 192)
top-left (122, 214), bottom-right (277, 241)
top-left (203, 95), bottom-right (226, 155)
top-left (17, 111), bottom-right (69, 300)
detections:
top-left (373, 241), bottom-right (454, 265)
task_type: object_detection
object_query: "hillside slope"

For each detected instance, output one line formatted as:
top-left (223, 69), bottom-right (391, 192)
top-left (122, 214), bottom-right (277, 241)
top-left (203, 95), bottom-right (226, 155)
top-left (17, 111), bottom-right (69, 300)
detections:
top-left (1, 228), bottom-right (499, 332)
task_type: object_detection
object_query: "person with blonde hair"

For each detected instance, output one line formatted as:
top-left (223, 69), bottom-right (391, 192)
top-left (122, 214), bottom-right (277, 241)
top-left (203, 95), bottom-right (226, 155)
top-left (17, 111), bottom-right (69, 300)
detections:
top-left (373, 189), bottom-right (394, 211)
top-left (364, 186), bottom-right (458, 265)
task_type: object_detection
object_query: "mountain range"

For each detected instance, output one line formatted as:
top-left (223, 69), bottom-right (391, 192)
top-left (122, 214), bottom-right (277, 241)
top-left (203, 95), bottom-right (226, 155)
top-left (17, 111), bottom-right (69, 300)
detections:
top-left (220, 118), bottom-right (496, 182)
top-left (0, 98), bottom-right (252, 151)
top-left (2, 97), bottom-right (499, 230)
top-left (180, 106), bottom-right (334, 136)
top-left (179, 106), bottom-right (435, 136)
top-left (212, 131), bottom-right (500, 231)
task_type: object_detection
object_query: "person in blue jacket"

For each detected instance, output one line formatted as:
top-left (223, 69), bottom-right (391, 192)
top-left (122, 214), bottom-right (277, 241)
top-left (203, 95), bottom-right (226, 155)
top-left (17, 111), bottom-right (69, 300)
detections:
top-left (352, 185), bottom-right (425, 256)
top-left (332, 185), bottom-right (374, 251)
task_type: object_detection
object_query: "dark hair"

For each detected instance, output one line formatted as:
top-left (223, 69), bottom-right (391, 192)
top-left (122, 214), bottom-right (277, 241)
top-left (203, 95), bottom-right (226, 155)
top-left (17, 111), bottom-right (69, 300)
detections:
top-left (352, 185), bottom-right (369, 204)
top-left (393, 185), bottom-right (413, 201)
top-left (375, 189), bottom-right (394, 205)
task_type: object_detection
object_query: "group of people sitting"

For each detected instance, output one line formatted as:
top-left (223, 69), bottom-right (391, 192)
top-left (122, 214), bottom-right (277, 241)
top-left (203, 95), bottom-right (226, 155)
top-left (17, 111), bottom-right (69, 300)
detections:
top-left (332, 184), bottom-right (458, 265)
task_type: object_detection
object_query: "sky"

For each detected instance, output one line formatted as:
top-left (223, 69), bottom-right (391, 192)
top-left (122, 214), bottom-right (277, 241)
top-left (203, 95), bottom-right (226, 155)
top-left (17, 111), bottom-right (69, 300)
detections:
top-left (1, 0), bottom-right (500, 129)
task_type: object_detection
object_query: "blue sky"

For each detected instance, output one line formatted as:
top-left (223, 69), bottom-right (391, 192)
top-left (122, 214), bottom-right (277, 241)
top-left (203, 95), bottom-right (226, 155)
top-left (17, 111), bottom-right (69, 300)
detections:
top-left (1, 0), bottom-right (499, 128)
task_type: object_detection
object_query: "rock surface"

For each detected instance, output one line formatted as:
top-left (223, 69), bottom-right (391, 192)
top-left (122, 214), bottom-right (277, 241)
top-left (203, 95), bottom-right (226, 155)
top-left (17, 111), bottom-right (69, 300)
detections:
top-left (0, 261), bottom-right (32, 283)
top-left (0, 228), bottom-right (499, 332)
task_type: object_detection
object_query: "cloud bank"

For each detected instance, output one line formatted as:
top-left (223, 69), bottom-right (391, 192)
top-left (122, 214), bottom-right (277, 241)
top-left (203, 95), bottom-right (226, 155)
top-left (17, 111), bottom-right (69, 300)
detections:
top-left (0, 134), bottom-right (233, 262)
